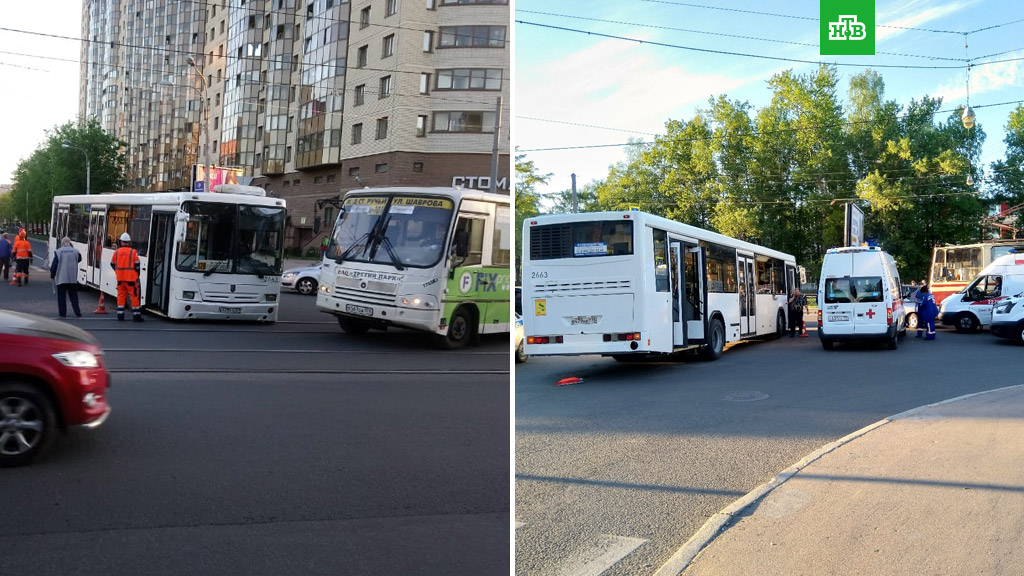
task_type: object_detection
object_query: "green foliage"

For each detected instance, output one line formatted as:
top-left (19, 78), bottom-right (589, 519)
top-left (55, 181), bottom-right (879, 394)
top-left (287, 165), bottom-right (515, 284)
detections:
top-left (514, 149), bottom-right (551, 277)
top-left (8, 118), bottom-right (126, 224)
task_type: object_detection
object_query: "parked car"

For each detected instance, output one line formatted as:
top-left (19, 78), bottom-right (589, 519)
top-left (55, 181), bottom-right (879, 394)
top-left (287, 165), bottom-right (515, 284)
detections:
top-left (990, 294), bottom-right (1024, 343)
top-left (281, 263), bottom-right (322, 295)
top-left (903, 285), bottom-right (919, 331)
top-left (0, 309), bottom-right (111, 466)
top-left (515, 313), bottom-right (527, 363)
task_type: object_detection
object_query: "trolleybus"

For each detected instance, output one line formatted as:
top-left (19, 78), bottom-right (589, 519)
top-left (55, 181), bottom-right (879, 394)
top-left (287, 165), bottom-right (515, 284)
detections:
top-left (522, 210), bottom-right (800, 360)
top-left (929, 239), bottom-right (1024, 304)
top-left (315, 187), bottom-right (511, 348)
top-left (49, 186), bottom-right (287, 321)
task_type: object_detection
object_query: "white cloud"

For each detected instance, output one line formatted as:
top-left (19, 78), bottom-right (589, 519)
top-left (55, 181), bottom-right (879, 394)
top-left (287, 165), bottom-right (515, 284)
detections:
top-left (933, 55), bottom-right (1024, 102)
top-left (876, 0), bottom-right (981, 42)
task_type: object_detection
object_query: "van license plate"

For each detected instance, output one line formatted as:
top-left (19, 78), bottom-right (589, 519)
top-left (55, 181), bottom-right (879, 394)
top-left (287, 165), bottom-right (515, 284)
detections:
top-left (218, 306), bottom-right (242, 314)
top-left (570, 315), bottom-right (599, 325)
top-left (346, 304), bottom-right (373, 317)
top-left (828, 315), bottom-right (849, 322)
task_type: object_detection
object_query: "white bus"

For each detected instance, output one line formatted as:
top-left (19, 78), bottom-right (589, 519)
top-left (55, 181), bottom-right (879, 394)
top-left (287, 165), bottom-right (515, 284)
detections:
top-left (315, 187), bottom-right (512, 348)
top-left (522, 210), bottom-right (800, 360)
top-left (49, 186), bottom-right (287, 321)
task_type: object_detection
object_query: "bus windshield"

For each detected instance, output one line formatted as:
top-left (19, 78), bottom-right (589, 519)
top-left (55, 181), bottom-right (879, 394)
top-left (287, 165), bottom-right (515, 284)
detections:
top-left (330, 195), bottom-right (454, 269)
top-left (176, 201), bottom-right (286, 276)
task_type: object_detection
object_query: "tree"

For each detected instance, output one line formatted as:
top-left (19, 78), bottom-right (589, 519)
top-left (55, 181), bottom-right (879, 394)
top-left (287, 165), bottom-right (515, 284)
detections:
top-left (514, 150), bottom-right (550, 277)
top-left (988, 105), bottom-right (1024, 236)
top-left (544, 179), bottom-right (602, 214)
top-left (9, 118), bottom-right (126, 226)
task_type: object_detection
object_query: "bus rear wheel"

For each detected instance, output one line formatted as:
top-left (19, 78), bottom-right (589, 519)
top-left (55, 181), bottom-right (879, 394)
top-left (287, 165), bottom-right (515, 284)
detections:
top-left (442, 308), bottom-right (474, 350)
top-left (701, 318), bottom-right (725, 361)
top-left (337, 316), bottom-right (371, 335)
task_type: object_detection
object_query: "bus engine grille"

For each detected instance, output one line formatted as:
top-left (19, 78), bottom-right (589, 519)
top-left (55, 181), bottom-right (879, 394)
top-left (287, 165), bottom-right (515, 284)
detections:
top-left (533, 279), bottom-right (632, 294)
top-left (336, 276), bottom-right (400, 295)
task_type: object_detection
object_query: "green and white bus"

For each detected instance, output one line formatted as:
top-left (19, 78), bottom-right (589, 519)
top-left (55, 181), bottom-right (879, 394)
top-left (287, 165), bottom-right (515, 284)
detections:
top-left (315, 187), bottom-right (511, 348)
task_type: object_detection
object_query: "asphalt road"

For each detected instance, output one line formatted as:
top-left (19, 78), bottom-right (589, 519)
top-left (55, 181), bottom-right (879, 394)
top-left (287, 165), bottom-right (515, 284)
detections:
top-left (0, 249), bottom-right (510, 576)
top-left (515, 323), bottom-right (1023, 576)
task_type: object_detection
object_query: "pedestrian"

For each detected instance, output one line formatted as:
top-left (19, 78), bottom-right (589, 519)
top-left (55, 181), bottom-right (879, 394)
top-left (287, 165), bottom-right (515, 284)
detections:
top-left (110, 232), bottom-right (144, 322)
top-left (787, 287), bottom-right (805, 337)
top-left (917, 284), bottom-right (939, 340)
top-left (0, 232), bottom-right (11, 281)
top-left (50, 237), bottom-right (83, 318)
top-left (11, 229), bottom-right (32, 286)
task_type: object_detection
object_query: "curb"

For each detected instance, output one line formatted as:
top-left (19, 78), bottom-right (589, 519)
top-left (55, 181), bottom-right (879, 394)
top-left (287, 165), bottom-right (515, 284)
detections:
top-left (652, 384), bottom-right (1024, 576)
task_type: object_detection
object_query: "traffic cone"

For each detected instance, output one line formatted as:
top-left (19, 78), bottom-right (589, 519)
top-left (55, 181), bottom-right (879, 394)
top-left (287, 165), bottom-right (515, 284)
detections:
top-left (94, 292), bottom-right (108, 314)
top-left (800, 319), bottom-right (809, 337)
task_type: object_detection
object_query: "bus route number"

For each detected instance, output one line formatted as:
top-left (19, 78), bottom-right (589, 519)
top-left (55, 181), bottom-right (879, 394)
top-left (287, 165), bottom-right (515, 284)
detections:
top-left (532, 271), bottom-right (548, 279)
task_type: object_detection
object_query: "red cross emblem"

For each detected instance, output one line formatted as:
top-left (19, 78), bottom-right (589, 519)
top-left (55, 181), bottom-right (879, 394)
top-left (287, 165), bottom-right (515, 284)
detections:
top-left (865, 309), bottom-right (875, 319)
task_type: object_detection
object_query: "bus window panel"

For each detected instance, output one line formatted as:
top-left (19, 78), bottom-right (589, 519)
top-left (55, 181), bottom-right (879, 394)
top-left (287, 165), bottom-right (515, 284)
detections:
top-left (491, 206), bottom-right (511, 266)
top-left (772, 260), bottom-right (786, 295)
top-left (456, 217), bottom-right (485, 267)
top-left (652, 229), bottom-right (669, 292)
top-left (238, 205), bottom-right (286, 274)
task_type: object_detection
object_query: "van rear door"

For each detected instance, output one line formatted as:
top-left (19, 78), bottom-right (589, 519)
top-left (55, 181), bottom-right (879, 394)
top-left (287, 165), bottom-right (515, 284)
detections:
top-left (848, 276), bottom-right (888, 334)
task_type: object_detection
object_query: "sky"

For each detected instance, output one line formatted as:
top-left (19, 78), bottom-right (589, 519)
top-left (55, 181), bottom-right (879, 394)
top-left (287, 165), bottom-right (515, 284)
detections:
top-left (514, 0), bottom-right (1024, 202)
top-left (0, 2), bottom-right (82, 187)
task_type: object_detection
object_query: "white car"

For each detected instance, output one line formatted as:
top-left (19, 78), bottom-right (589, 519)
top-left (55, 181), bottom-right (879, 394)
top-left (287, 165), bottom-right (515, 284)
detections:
top-left (515, 313), bottom-right (527, 363)
top-left (281, 263), bottom-right (322, 295)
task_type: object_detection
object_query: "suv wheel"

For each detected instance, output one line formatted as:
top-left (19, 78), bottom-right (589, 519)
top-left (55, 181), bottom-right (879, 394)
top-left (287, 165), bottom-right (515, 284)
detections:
top-left (0, 383), bottom-right (56, 467)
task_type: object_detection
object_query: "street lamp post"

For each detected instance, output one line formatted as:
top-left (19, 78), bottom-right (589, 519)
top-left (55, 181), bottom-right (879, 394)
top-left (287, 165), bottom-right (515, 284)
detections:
top-left (187, 56), bottom-right (212, 193)
top-left (61, 140), bottom-right (91, 196)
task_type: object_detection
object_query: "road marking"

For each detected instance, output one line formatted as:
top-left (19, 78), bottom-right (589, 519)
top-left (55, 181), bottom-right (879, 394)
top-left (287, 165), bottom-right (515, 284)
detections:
top-left (555, 534), bottom-right (647, 576)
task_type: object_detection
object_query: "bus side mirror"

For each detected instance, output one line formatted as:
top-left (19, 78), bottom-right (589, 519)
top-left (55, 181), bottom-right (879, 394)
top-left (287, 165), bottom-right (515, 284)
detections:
top-left (175, 211), bottom-right (189, 243)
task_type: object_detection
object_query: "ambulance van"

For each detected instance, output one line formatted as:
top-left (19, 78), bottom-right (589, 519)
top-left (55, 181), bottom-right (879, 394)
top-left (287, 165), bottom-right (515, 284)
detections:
top-left (817, 246), bottom-right (906, 350)
top-left (937, 252), bottom-right (1024, 332)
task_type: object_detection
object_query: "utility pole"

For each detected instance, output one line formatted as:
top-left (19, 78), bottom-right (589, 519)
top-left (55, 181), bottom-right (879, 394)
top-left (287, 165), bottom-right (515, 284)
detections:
top-left (571, 173), bottom-right (578, 213)
top-left (187, 56), bottom-right (212, 193)
top-left (489, 96), bottom-right (502, 194)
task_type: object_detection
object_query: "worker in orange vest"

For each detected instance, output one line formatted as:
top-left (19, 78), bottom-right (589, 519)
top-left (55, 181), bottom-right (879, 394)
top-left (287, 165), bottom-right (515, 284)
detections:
top-left (11, 229), bottom-right (32, 287)
top-left (110, 232), bottom-right (143, 322)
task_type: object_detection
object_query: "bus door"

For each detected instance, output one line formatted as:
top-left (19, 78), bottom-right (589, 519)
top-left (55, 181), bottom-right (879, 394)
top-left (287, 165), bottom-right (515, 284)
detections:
top-left (670, 240), bottom-right (704, 346)
top-left (146, 212), bottom-right (174, 313)
top-left (87, 210), bottom-right (106, 287)
top-left (738, 254), bottom-right (755, 336)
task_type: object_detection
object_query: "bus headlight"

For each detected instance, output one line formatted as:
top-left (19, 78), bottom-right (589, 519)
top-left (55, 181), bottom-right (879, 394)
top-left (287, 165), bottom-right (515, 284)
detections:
top-left (319, 284), bottom-right (332, 294)
top-left (266, 294), bottom-right (277, 302)
top-left (182, 291), bottom-right (195, 300)
top-left (400, 294), bottom-right (438, 308)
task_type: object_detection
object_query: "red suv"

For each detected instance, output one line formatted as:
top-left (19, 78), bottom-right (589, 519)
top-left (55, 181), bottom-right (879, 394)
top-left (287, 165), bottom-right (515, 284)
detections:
top-left (0, 309), bottom-right (110, 466)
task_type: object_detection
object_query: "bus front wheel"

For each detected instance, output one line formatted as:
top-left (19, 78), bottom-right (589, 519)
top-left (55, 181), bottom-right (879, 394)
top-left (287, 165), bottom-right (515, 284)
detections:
top-left (337, 316), bottom-right (371, 335)
top-left (701, 318), bottom-right (725, 361)
top-left (442, 308), bottom-right (474, 350)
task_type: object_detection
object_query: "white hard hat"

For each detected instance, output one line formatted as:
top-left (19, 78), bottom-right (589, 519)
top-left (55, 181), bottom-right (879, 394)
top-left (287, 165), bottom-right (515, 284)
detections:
top-left (120, 232), bottom-right (131, 242)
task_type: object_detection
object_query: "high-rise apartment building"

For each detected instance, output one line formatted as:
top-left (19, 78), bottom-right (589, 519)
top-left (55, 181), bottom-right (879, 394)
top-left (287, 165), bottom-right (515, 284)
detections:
top-left (80, 0), bottom-right (510, 251)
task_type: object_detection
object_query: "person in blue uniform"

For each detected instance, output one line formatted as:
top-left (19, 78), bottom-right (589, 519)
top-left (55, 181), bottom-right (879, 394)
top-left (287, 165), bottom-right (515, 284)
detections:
top-left (917, 285), bottom-right (939, 340)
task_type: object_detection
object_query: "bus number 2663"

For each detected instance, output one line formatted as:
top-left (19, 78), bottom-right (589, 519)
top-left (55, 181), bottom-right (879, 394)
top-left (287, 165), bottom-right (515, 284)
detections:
top-left (531, 271), bottom-right (548, 279)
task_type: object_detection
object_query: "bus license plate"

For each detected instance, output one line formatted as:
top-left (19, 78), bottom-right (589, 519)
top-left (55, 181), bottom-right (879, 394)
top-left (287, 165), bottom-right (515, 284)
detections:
top-left (218, 306), bottom-right (242, 314)
top-left (828, 315), bottom-right (849, 322)
top-left (346, 304), bottom-right (373, 317)
top-left (570, 315), bottom-right (599, 325)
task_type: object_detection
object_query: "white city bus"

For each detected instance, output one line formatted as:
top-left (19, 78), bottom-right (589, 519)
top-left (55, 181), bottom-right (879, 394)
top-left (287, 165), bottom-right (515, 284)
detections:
top-left (49, 186), bottom-right (287, 321)
top-left (315, 187), bottom-right (511, 348)
top-left (522, 210), bottom-right (799, 360)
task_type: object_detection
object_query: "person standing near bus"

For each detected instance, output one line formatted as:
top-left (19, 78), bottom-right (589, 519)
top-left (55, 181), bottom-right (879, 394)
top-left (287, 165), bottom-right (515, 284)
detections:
top-left (50, 237), bottom-right (83, 318)
top-left (0, 232), bottom-right (12, 281)
top-left (787, 287), bottom-right (805, 337)
top-left (917, 284), bottom-right (938, 340)
top-left (111, 232), bottom-right (143, 322)
top-left (11, 229), bottom-right (32, 286)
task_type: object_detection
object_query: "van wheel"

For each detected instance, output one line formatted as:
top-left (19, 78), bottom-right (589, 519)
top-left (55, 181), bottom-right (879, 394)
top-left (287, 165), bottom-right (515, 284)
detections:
top-left (954, 314), bottom-right (978, 333)
top-left (775, 311), bottom-right (786, 339)
top-left (905, 312), bottom-right (918, 331)
top-left (701, 318), bottom-right (725, 361)
top-left (821, 339), bottom-right (834, 350)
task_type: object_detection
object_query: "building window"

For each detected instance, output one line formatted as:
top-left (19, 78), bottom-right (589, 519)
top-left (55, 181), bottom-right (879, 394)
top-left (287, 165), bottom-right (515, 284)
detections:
top-left (413, 161), bottom-right (424, 172)
top-left (314, 176), bottom-right (323, 184)
top-left (416, 115), bottom-right (427, 137)
top-left (351, 123), bottom-right (362, 144)
top-left (376, 117), bottom-right (388, 139)
top-left (426, 0), bottom-right (435, 8)
top-left (433, 111), bottom-right (496, 133)
top-left (360, 6), bottom-right (370, 28)
top-left (382, 34), bottom-right (395, 58)
top-left (440, 0), bottom-right (508, 4)
top-left (423, 31), bottom-right (434, 52)
top-left (357, 45), bottom-right (368, 68)
top-left (438, 25), bottom-right (506, 48)
top-left (327, 174), bottom-right (336, 183)
top-left (436, 68), bottom-right (503, 91)
top-left (293, 178), bottom-right (300, 185)
top-left (375, 163), bottom-right (389, 173)
top-left (386, 0), bottom-right (398, 16)
top-left (354, 84), bottom-right (365, 106)
top-left (379, 76), bottom-right (391, 98)
top-left (349, 166), bottom-right (360, 177)
top-left (419, 73), bottom-right (430, 94)
top-left (283, 180), bottom-right (290, 186)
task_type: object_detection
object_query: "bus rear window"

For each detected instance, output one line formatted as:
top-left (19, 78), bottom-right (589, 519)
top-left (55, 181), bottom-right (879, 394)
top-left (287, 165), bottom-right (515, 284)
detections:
top-left (529, 221), bottom-right (634, 260)
top-left (824, 277), bottom-right (884, 304)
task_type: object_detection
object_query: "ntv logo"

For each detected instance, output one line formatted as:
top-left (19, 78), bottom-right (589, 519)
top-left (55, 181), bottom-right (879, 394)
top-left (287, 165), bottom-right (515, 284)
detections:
top-left (828, 15), bottom-right (867, 40)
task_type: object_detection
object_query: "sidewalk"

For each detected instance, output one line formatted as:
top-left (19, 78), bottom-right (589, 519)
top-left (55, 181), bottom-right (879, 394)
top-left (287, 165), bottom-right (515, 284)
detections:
top-left (660, 384), bottom-right (1024, 575)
